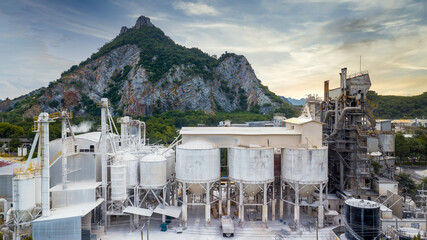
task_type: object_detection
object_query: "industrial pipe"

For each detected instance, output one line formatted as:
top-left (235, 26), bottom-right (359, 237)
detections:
top-left (5, 207), bottom-right (13, 223)
top-left (328, 106), bottom-right (361, 140)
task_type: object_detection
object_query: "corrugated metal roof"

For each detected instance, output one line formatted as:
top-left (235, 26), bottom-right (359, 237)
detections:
top-left (33, 198), bottom-right (104, 222)
top-left (74, 132), bottom-right (102, 143)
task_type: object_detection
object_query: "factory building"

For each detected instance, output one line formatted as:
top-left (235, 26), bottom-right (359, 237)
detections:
top-left (0, 68), bottom-right (420, 239)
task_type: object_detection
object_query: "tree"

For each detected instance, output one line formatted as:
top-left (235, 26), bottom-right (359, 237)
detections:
top-left (396, 173), bottom-right (417, 202)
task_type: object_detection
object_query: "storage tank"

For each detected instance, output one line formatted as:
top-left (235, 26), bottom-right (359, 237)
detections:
top-left (140, 154), bottom-right (167, 188)
top-left (281, 147), bottom-right (328, 196)
top-left (122, 152), bottom-right (139, 186)
top-left (344, 198), bottom-right (380, 240)
top-left (111, 164), bottom-right (127, 201)
top-left (176, 140), bottom-right (220, 194)
top-left (157, 148), bottom-right (175, 180)
top-left (228, 147), bottom-right (274, 196)
top-left (13, 176), bottom-right (36, 211)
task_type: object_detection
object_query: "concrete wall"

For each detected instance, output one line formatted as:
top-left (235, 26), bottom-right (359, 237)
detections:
top-left (373, 180), bottom-right (398, 195)
top-left (182, 134), bottom-right (302, 148)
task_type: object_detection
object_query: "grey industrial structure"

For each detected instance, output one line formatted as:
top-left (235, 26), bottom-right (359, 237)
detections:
top-left (0, 68), bottom-right (424, 240)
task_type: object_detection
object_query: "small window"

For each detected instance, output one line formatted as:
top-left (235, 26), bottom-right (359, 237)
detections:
top-left (74, 145), bottom-right (78, 153)
top-left (328, 205), bottom-right (331, 209)
top-left (90, 145), bottom-right (95, 152)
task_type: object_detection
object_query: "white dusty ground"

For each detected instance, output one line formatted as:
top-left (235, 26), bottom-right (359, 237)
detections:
top-left (101, 206), bottom-right (337, 240)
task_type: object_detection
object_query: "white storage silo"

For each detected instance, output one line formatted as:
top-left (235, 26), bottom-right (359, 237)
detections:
top-left (140, 154), bottom-right (167, 188)
top-left (13, 176), bottom-right (36, 211)
top-left (280, 147), bottom-right (328, 228)
top-left (176, 140), bottom-right (220, 225)
top-left (228, 147), bottom-right (274, 223)
top-left (228, 147), bottom-right (274, 195)
top-left (111, 164), bottom-right (127, 201)
top-left (176, 140), bottom-right (220, 184)
top-left (123, 152), bottom-right (139, 186)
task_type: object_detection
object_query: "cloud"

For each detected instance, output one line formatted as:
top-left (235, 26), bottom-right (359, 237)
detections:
top-left (173, 1), bottom-right (219, 16)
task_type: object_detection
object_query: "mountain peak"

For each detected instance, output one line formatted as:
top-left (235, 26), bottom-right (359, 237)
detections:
top-left (135, 15), bottom-right (154, 29)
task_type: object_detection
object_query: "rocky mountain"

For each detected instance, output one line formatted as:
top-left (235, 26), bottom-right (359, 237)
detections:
top-left (0, 16), bottom-right (294, 117)
top-left (281, 97), bottom-right (306, 106)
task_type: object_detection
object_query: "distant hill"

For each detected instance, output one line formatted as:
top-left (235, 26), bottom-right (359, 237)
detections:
top-left (367, 91), bottom-right (427, 119)
top-left (281, 96), bottom-right (306, 106)
top-left (0, 16), bottom-right (296, 118)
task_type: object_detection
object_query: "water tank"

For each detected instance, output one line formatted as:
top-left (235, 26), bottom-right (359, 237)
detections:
top-left (176, 140), bottom-right (220, 185)
top-left (140, 154), bottom-right (167, 188)
top-left (281, 147), bottom-right (328, 196)
top-left (111, 164), bottom-right (127, 201)
top-left (344, 199), bottom-right (380, 240)
top-left (123, 152), bottom-right (139, 186)
top-left (13, 176), bottom-right (36, 211)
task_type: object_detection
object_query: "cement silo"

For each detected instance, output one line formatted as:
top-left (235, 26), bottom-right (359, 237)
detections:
top-left (138, 153), bottom-right (168, 222)
top-left (122, 152), bottom-right (139, 187)
top-left (12, 175), bottom-right (36, 211)
top-left (280, 147), bottom-right (328, 228)
top-left (228, 146), bottom-right (274, 223)
top-left (176, 140), bottom-right (220, 225)
top-left (110, 164), bottom-right (127, 202)
top-left (140, 154), bottom-right (167, 188)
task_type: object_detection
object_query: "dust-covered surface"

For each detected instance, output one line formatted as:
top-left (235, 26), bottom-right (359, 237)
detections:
top-left (102, 207), bottom-right (336, 240)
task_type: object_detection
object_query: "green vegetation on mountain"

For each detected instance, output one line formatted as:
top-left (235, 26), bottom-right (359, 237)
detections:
top-left (81, 27), bottom-right (216, 83)
top-left (0, 109), bottom-right (287, 149)
top-left (367, 91), bottom-right (427, 119)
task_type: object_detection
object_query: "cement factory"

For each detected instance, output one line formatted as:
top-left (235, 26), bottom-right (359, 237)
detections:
top-left (0, 68), bottom-right (425, 239)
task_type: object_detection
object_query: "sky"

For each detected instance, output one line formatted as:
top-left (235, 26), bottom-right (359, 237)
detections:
top-left (0, 0), bottom-right (426, 100)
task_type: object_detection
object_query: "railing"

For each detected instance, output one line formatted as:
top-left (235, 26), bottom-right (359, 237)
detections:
top-left (347, 70), bottom-right (369, 79)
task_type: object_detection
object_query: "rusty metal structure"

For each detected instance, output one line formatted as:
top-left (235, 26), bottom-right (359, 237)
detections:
top-left (317, 68), bottom-right (395, 195)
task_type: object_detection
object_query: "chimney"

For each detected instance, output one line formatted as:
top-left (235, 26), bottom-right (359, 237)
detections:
top-left (324, 80), bottom-right (329, 101)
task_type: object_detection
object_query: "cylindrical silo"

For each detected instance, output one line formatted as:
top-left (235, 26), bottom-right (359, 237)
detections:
top-left (280, 147), bottom-right (328, 228)
top-left (140, 154), bottom-right (167, 189)
top-left (13, 176), bottom-right (36, 211)
top-left (157, 148), bottom-right (175, 180)
top-left (176, 140), bottom-right (220, 225)
top-left (228, 147), bottom-right (274, 196)
top-left (176, 140), bottom-right (220, 185)
top-left (344, 199), bottom-right (380, 240)
top-left (111, 164), bottom-right (127, 201)
top-left (281, 147), bottom-right (328, 196)
top-left (122, 152), bottom-right (139, 186)
top-left (228, 146), bottom-right (274, 223)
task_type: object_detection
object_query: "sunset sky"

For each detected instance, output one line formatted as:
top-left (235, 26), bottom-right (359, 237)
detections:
top-left (0, 0), bottom-right (426, 99)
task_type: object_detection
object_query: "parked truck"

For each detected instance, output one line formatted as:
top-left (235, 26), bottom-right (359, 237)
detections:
top-left (221, 215), bottom-right (234, 237)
